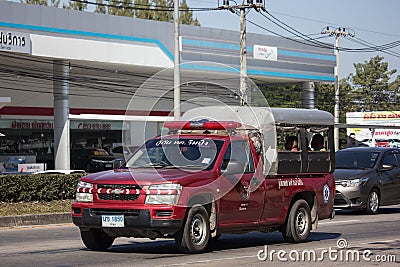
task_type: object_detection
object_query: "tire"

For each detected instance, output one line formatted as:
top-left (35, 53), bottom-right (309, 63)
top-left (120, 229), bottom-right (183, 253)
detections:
top-left (80, 228), bottom-right (115, 251)
top-left (282, 199), bottom-right (311, 243)
top-left (86, 163), bottom-right (92, 173)
top-left (365, 189), bottom-right (380, 215)
top-left (175, 205), bottom-right (210, 253)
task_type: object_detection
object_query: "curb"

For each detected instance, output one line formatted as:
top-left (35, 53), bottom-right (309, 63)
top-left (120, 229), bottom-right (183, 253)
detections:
top-left (0, 213), bottom-right (71, 228)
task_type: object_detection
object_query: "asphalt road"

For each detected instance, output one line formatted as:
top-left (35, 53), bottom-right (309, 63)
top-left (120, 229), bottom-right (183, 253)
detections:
top-left (1, 206), bottom-right (399, 267)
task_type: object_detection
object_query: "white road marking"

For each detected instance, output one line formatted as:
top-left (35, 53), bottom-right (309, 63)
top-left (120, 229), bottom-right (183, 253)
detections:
top-left (161, 255), bottom-right (256, 266)
top-left (319, 219), bottom-right (360, 225)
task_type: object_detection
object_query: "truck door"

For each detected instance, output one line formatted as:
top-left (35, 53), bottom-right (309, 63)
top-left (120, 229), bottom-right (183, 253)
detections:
top-left (218, 140), bottom-right (264, 224)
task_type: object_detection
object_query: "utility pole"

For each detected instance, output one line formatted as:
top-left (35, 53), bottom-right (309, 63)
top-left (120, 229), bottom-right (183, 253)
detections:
top-left (173, 0), bottom-right (181, 120)
top-left (220, 0), bottom-right (265, 106)
top-left (321, 27), bottom-right (354, 151)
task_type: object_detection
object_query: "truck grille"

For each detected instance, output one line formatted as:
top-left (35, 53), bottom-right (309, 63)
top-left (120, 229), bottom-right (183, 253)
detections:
top-left (98, 194), bottom-right (139, 201)
top-left (97, 184), bottom-right (141, 201)
top-left (98, 184), bottom-right (141, 190)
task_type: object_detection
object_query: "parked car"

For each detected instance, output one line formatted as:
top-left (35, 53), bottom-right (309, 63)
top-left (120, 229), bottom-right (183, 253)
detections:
top-left (375, 139), bottom-right (390, 147)
top-left (71, 148), bottom-right (115, 173)
top-left (110, 145), bottom-right (137, 159)
top-left (388, 139), bottom-right (400, 148)
top-left (34, 169), bottom-right (86, 175)
top-left (334, 147), bottom-right (400, 214)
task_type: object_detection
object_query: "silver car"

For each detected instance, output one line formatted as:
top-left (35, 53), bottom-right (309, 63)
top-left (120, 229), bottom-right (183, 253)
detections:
top-left (334, 147), bottom-right (400, 214)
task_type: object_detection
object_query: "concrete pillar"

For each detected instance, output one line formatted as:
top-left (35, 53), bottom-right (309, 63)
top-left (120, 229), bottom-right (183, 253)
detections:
top-left (302, 81), bottom-right (315, 109)
top-left (53, 60), bottom-right (70, 170)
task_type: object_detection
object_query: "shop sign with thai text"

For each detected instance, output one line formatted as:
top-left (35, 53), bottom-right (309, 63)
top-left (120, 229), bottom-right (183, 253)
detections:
top-left (0, 30), bottom-right (31, 54)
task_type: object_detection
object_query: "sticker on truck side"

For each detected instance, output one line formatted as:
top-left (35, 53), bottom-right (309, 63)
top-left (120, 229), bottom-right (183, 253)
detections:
top-left (277, 178), bottom-right (304, 189)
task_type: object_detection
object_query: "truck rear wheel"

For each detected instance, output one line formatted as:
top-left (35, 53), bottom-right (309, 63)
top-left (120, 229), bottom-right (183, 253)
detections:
top-left (175, 205), bottom-right (210, 253)
top-left (282, 199), bottom-right (311, 243)
top-left (80, 228), bottom-right (115, 251)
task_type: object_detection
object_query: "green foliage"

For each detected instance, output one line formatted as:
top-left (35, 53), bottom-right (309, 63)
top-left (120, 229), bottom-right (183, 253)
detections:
top-left (134, 0), bottom-right (154, 19)
top-left (95, 0), bottom-right (107, 14)
top-left (345, 56), bottom-right (400, 111)
top-left (258, 83), bottom-right (302, 108)
top-left (64, 0), bottom-right (88, 11)
top-left (0, 174), bottom-right (84, 203)
top-left (21, 0), bottom-right (48, 5)
top-left (179, 0), bottom-right (200, 26)
top-left (153, 0), bottom-right (173, 22)
top-left (20, 0), bottom-right (200, 25)
top-left (20, 0), bottom-right (60, 7)
top-left (314, 82), bottom-right (334, 114)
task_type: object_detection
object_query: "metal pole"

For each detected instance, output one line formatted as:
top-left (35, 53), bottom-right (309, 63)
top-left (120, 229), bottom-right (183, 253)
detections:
top-left (302, 81), bottom-right (315, 109)
top-left (173, 0), bottom-right (181, 120)
top-left (334, 35), bottom-right (340, 151)
top-left (53, 60), bottom-right (70, 170)
top-left (239, 7), bottom-right (247, 106)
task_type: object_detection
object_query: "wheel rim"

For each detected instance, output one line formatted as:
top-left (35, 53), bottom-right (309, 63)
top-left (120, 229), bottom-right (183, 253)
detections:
top-left (190, 214), bottom-right (206, 245)
top-left (369, 191), bottom-right (379, 212)
top-left (295, 208), bottom-right (308, 235)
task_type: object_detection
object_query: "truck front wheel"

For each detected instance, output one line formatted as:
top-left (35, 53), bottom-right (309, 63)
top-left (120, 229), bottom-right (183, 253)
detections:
top-left (80, 228), bottom-right (115, 251)
top-left (282, 199), bottom-right (311, 243)
top-left (175, 205), bottom-right (210, 253)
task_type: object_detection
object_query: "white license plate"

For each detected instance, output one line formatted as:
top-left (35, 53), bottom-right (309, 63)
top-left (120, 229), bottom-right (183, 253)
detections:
top-left (102, 215), bottom-right (124, 227)
top-left (106, 164), bottom-right (112, 168)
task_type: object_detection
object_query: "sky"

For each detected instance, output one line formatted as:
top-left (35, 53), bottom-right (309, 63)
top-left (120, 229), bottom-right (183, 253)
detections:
top-left (187, 0), bottom-right (400, 80)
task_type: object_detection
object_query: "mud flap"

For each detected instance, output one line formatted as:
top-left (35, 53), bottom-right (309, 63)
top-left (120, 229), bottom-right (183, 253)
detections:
top-left (209, 201), bottom-right (218, 238)
top-left (311, 196), bottom-right (318, 230)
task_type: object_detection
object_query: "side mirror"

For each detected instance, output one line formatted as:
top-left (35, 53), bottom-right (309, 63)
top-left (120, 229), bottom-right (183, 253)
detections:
top-left (113, 159), bottom-right (125, 169)
top-left (222, 161), bottom-right (244, 176)
top-left (380, 164), bottom-right (393, 171)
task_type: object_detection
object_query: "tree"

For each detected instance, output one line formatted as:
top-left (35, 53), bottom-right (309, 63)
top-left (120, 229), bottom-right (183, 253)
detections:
top-left (64, 0), bottom-right (88, 11)
top-left (20, 0), bottom-right (60, 7)
top-left (152, 0), bottom-right (173, 22)
top-left (258, 83), bottom-right (302, 108)
top-left (346, 56), bottom-right (398, 111)
top-left (134, 0), bottom-right (154, 20)
top-left (94, 0), bottom-right (106, 14)
top-left (106, 0), bottom-right (134, 16)
top-left (179, 0), bottom-right (200, 26)
top-left (314, 82), bottom-right (334, 114)
top-left (50, 0), bottom-right (60, 7)
top-left (20, 0), bottom-right (48, 5)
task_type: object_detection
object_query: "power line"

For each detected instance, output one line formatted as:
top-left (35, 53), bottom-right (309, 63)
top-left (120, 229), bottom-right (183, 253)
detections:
top-left (70, 0), bottom-right (219, 12)
top-left (349, 37), bottom-right (400, 59)
top-left (268, 10), bottom-right (400, 39)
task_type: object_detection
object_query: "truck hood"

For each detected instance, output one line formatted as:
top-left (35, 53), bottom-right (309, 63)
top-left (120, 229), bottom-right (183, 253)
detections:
top-left (81, 168), bottom-right (217, 186)
top-left (334, 168), bottom-right (375, 181)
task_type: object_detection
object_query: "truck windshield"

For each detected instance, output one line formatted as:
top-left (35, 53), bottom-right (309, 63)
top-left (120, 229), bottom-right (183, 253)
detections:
top-left (125, 138), bottom-right (224, 170)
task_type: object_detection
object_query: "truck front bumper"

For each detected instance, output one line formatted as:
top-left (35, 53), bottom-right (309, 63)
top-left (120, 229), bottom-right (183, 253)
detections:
top-left (72, 208), bottom-right (183, 236)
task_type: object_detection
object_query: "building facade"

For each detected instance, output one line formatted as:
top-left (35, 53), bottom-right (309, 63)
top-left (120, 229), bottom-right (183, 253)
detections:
top-left (0, 1), bottom-right (336, 171)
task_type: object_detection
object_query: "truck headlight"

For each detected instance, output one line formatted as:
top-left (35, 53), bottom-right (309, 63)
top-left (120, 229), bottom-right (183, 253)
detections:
top-left (77, 181), bottom-right (93, 189)
top-left (342, 177), bottom-right (369, 187)
top-left (76, 181), bottom-right (94, 202)
top-left (145, 183), bottom-right (181, 205)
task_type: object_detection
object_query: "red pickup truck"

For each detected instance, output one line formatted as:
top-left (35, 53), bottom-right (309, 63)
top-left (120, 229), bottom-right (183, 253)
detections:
top-left (72, 106), bottom-right (335, 253)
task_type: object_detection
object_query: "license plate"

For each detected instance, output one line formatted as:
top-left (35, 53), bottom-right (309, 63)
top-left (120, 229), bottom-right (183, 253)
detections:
top-left (102, 215), bottom-right (124, 227)
top-left (106, 164), bottom-right (112, 168)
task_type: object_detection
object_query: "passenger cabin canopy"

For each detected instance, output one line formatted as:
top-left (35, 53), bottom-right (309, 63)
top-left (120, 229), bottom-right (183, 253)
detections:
top-left (179, 106), bottom-right (334, 175)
